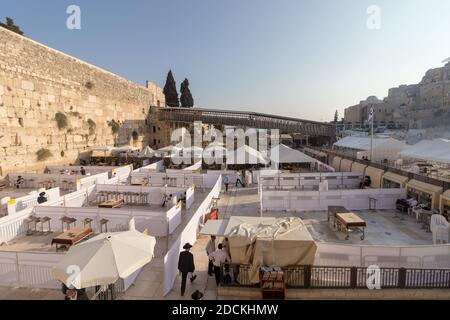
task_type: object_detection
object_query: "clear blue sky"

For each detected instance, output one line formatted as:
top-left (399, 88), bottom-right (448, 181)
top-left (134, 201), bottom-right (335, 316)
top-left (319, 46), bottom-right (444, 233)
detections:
top-left (1, 0), bottom-right (450, 121)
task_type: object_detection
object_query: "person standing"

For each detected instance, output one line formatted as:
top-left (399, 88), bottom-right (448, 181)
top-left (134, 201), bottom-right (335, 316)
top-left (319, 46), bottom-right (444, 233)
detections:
top-left (235, 171), bottom-right (245, 188)
top-left (223, 174), bottom-right (229, 193)
top-left (178, 243), bottom-right (197, 296)
top-left (206, 236), bottom-right (216, 276)
top-left (80, 167), bottom-right (86, 175)
top-left (209, 243), bottom-right (230, 285)
top-left (37, 192), bottom-right (48, 204)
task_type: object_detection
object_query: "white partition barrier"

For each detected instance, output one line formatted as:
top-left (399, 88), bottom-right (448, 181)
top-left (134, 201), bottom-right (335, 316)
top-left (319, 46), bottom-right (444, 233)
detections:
top-left (33, 206), bottom-right (169, 236)
top-left (7, 173), bottom-right (83, 191)
top-left (0, 208), bottom-right (32, 244)
top-left (112, 165), bottom-right (133, 181)
top-left (261, 188), bottom-right (406, 212)
top-left (259, 172), bottom-right (363, 190)
top-left (95, 184), bottom-right (186, 205)
top-left (163, 175), bottom-right (222, 295)
top-left (130, 172), bottom-right (205, 188)
top-left (314, 243), bottom-right (450, 269)
top-left (7, 187), bottom-right (61, 215)
top-left (77, 172), bottom-right (109, 190)
top-left (167, 205), bottom-right (182, 234)
top-left (185, 186), bottom-right (195, 210)
top-left (45, 165), bottom-right (116, 176)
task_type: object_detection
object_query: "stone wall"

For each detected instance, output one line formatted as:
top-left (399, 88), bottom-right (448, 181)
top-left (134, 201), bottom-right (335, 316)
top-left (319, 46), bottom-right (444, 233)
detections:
top-left (0, 27), bottom-right (166, 176)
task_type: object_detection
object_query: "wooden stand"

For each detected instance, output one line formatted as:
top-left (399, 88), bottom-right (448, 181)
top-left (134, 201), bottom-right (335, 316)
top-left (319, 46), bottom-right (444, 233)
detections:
top-left (261, 271), bottom-right (285, 300)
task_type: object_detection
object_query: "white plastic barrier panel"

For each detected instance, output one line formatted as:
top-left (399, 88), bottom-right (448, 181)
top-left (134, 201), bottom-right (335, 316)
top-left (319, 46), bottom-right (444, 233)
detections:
top-left (167, 205), bottom-right (182, 234)
top-left (186, 186), bottom-right (195, 210)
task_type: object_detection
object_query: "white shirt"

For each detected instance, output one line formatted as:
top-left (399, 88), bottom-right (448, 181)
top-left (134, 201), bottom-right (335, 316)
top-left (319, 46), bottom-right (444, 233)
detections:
top-left (209, 249), bottom-right (230, 267)
top-left (206, 240), bottom-right (216, 255)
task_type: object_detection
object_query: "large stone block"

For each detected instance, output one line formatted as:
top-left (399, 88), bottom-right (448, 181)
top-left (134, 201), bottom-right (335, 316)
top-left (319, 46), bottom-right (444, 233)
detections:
top-left (21, 80), bottom-right (34, 91)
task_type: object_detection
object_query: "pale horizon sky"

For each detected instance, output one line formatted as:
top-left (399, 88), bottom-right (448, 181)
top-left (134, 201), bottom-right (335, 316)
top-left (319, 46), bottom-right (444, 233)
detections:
top-left (1, 0), bottom-right (450, 122)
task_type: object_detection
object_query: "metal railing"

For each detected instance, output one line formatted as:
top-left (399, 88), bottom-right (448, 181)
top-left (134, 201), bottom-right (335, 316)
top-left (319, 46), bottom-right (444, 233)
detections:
top-left (312, 148), bottom-right (450, 191)
top-left (220, 264), bottom-right (450, 289)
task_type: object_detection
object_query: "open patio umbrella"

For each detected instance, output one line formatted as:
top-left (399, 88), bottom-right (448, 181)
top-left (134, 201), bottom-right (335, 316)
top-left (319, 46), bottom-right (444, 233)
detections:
top-left (52, 224), bottom-right (156, 289)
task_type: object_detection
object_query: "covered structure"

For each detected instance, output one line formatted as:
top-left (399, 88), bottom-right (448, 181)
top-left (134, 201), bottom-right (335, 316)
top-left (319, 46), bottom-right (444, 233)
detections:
top-left (269, 144), bottom-right (318, 171)
top-left (333, 137), bottom-right (407, 162)
top-left (226, 145), bottom-right (269, 167)
top-left (201, 216), bottom-right (317, 284)
top-left (399, 139), bottom-right (450, 165)
top-left (440, 190), bottom-right (450, 219)
top-left (382, 171), bottom-right (409, 188)
top-left (405, 179), bottom-right (443, 209)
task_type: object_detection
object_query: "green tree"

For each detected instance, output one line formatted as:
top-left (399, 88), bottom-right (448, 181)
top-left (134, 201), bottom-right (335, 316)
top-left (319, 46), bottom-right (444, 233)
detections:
top-left (163, 70), bottom-right (179, 107)
top-left (334, 110), bottom-right (339, 123)
top-left (0, 17), bottom-right (24, 35)
top-left (180, 78), bottom-right (194, 108)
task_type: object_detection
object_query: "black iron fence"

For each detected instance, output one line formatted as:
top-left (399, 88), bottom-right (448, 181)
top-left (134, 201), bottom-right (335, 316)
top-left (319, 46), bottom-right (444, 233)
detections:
top-left (220, 264), bottom-right (450, 289)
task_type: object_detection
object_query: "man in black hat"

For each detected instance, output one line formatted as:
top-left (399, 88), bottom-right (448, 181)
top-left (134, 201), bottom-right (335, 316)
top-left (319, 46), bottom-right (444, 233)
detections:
top-left (37, 192), bottom-right (47, 204)
top-left (178, 243), bottom-right (197, 296)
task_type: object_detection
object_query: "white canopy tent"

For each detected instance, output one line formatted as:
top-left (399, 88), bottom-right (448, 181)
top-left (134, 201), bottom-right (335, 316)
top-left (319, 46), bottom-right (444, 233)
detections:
top-left (226, 145), bottom-right (269, 165)
top-left (139, 146), bottom-right (156, 158)
top-left (399, 139), bottom-right (450, 164)
top-left (269, 144), bottom-right (318, 164)
top-left (333, 136), bottom-right (407, 161)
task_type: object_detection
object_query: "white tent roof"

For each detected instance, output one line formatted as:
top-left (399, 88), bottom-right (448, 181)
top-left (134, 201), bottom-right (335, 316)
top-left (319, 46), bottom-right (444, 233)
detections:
top-left (139, 146), bottom-right (155, 158)
top-left (270, 144), bottom-right (318, 164)
top-left (400, 139), bottom-right (450, 164)
top-left (334, 136), bottom-right (407, 151)
top-left (226, 145), bottom-right (268, 165)
top-left (52, 229), bottom-right (156, 289)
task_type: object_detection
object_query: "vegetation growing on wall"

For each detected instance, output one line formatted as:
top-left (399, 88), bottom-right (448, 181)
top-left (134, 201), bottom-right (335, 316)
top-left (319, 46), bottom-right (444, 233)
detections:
top-left (36, 148), bottom-right (52, 161)
top-left (85, 81), bottom-right (94, 90)
top-left (55, 112), bottom-right (68, 129)
top-left (87, 118), bottom-right (96, 135)
top-left (107, 119), bottom-right (120, 134)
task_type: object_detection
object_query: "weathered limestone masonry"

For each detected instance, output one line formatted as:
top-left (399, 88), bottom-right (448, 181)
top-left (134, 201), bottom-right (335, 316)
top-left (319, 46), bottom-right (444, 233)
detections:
top-left (0, 28), bottom-right (166, 177)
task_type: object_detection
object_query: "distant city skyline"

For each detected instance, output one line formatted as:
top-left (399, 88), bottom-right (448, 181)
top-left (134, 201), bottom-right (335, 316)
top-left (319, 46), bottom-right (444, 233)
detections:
top-left (1, 0), bottom-right (450, 122)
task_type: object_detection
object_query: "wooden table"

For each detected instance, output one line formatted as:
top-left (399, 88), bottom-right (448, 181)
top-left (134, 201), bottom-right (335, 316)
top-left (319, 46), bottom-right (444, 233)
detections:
top-left (335, 212), bottom-right (366, 240)
top-left (51, 227), bottom-right (93, 251)
top-left (327, 206), bottom-right (349, 222)
top-left (98, 199), bottom-right (124, 208)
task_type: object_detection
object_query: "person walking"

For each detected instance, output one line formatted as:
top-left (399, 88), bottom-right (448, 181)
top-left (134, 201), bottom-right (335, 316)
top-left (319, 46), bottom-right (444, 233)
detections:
top-left (178, 243), bottom-right (197, 296)
top-left (223, 174), bottom-right (229, 193)
top-left (206, 236), bottom-right (216, 276)
top-left (209, 243), bottom-right (230, 285)
top-left (235, 171), bottom-right (245, 188)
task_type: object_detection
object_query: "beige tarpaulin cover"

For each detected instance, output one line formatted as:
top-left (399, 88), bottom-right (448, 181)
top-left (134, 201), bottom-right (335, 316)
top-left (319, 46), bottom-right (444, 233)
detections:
top-left (224, 216), bottom-right (317, 283)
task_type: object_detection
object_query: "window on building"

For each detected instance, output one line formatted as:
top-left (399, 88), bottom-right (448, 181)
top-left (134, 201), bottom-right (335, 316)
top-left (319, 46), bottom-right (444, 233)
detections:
top-left (153, 126), bottom-right (156, 133)
top-left (158, 127), bottom-right (161, 131)
top-left (158, 140), bottom-right (160, 144)
top-left (153, 139), bottom-right (157, 145)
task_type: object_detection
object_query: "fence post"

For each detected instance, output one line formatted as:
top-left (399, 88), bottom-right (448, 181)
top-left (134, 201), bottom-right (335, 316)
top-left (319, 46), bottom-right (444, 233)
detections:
top-left (16, 252), bottom-right (21, 288)
top-left (304, 265), bottom-right (311, 288)
top-left (398, 267), bottom-right (406, 288)
top-left (350, 267), bottom-right (357, 288)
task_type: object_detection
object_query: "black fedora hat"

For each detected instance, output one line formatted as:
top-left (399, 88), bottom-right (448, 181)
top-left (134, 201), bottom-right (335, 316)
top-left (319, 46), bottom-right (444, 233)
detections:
top-left (39, 192), bottom-right (46, 196)
top-left (191, 290), bottom-right (203, 300)
top-left (183, 243), bottom-right (193, 249)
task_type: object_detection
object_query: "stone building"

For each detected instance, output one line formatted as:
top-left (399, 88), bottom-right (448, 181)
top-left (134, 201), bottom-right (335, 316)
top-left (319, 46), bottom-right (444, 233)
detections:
top-left (0, 27), bottom-right (168, 177)
top-left (344, 61), bottom-right (450, 129)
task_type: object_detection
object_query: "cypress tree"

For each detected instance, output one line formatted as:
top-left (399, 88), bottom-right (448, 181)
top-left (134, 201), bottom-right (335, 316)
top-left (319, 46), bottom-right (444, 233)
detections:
top-left (180, 78), bottom-right (194, 108)
top-left (0, 17), bottom-right (24, 35)
top-left (163, 70), bottom-right (179, 107)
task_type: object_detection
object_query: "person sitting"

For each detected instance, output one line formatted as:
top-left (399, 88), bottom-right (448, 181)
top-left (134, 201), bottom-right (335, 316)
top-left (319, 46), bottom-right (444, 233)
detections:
top-left (80, 167), bottom-right (86, 175)
top-left (16, 176), bottom-right (25, 188)
top-left (37, 192), bottom-right (48, 204)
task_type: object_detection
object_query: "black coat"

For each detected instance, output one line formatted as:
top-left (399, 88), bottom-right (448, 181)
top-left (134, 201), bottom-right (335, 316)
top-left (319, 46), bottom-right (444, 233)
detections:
top-left (178, 250), bottom-right (195, 273)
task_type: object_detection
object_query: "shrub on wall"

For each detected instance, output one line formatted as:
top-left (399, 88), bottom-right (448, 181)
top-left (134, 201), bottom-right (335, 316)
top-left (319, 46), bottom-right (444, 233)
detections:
top-left (36, 148), bottom-right (53, 161)
top-left (85, 81), bottom-right (94, 90)
top-left (87, 118), bottom-right (96, 135)
top-left (107, 119), bottom-right (120, 134)
top-left (55, 112), bottom-right (68, 129)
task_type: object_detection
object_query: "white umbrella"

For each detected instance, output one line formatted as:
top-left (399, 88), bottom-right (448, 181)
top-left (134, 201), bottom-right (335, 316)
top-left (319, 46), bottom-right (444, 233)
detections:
top-left (52, 227), bottom-right (156, 289)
